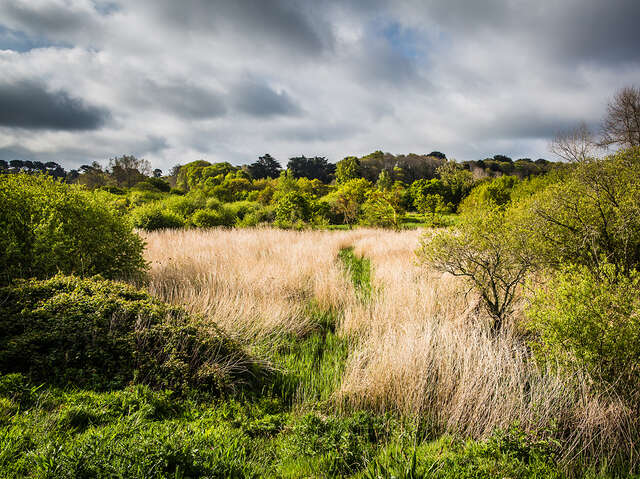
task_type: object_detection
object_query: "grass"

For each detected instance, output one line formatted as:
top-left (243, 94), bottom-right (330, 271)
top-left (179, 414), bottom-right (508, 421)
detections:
top-left (2, 227), bottom-right (638, 477)
top-left (0, 381), bottom-right (579, 479)
top-left (338, 247), bottom-right (372, 300)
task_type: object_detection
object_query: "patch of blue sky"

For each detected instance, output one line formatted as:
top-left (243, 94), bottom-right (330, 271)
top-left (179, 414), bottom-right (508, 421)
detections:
top-left (0, 26), bottom-right (60, 52)
top-left (381, 21), bottom-right (422, 60)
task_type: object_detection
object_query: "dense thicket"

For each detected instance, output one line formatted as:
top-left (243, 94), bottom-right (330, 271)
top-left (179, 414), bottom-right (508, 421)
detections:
top-left (0, 275), bottom-right (257, 393)
top-left (0, 174), bottom-right (146, 284)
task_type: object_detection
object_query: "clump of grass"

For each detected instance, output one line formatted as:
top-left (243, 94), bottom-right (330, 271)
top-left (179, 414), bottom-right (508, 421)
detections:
top-left (338, 247), bottom-right (372, 300)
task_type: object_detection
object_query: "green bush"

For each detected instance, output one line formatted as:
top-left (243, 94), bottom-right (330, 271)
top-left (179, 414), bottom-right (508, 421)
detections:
top-left (274, 191), bottom-right (314, 227)
top-left (190, 208), bottom-right (236, 227)
top-left (130, 204), bottom-right (185, 230)
top-left (527, 264), bottom-right (640, 398)
top-left (0, 275), bottom-right (259, 393)
top-left (459, 175), bottom-right (518, 213)
top-left (519, 148), bottom-right (640, 275)
top-left (162, 193), bottom-right (206, 217)
top-left (0, 174), bottom-right (146, 284)
top-left (132, 177), bottom-right (171, 193)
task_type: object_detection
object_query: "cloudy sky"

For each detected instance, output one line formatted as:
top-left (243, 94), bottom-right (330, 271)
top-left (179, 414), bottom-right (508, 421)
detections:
top-left (0, 0), bottom-right (639, 171)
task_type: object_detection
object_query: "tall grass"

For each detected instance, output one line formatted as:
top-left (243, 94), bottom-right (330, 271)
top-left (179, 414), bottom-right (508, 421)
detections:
top-left (143, 228), bottom-right (366, 342)
top-left (143, 227), bottom-right (638, 470)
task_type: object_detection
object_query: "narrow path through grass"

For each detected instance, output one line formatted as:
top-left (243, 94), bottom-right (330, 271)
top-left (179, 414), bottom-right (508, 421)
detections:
top-left (338, 247), bottom-right (372, 300)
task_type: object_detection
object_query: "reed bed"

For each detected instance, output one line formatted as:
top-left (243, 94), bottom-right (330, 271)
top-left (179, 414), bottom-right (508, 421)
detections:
top-left (143, 227), bottom-right (637, 467)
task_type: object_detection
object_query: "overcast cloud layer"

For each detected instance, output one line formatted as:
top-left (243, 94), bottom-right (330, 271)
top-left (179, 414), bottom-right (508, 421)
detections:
top-left (0, 0), bottom-right (638, 170)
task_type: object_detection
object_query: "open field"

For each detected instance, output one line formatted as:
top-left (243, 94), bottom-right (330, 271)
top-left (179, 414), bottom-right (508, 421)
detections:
top-left (139, 228), bottom-right (636, 474)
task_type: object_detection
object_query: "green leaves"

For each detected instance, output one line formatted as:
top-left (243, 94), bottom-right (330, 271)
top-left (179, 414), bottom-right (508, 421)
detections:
top-left (527, 264), bottom-right (640, 398)
top-left (0, 174), bottom-right (146, 284)
top-left (0, 275), bottom-right (259, 394)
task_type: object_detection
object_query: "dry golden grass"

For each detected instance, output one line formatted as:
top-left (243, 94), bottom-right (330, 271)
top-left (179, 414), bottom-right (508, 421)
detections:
top-left (143, 228), bottom-right (366, 341)
top-left (142, 226), bottom-right (637, 465)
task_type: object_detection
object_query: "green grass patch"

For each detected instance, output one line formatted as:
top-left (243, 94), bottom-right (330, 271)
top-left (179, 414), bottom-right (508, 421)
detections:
top-left (338, 247), bottom-right (372, 300)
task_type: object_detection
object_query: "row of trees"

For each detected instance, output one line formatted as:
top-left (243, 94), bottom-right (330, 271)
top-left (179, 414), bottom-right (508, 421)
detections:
top-left (1, 150), bottom-right (560, 190)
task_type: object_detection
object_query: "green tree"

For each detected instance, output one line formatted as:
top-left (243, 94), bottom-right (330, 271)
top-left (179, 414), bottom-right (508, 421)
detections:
top-left (361, 183), bottom-right (406, 230)
top-left (519, 147), bottom-right (640, 277)
top-left (419, 208), bottom-right (535, 332)
top-left (376, 169), bottom-right (393, 191)
top-left (247, 154), bottom-right (282, 179)
top-left (459, 176), bottom-right (519, 213)
top-left (109, 155), bottom-right (152, 188)
top-left (415, 193), bottom-right (445, 224)
top-left (328, 178), bottom-right (372, 226)
top-left (335, 156), bottom-right (361, 184)
top-left (436, 161), bottom-right (475, 210)
top-left (275, 191), bottom-right (314, 227)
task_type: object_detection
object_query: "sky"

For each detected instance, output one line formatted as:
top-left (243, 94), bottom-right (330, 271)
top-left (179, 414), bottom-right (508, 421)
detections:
top-left (0, 0), bottom-right (639, 172)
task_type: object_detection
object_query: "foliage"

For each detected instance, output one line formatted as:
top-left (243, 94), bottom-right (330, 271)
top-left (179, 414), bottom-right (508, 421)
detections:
top-left (130, 203), bottom-right (185, 230)
top-left (246, 153), bottom-right (282, 179)
top-left (190, 207), bottom-right (235, 228)
top-left (0, 174), bottom-right (146, 284)
top-left (436, 161), bottom-right (475, 210)
top-left (527, 264), bottom-right (640, 398)
top-left (0, 275), bottom-right (257, 393)
top-left (336, 156), bottom-right (362, 184)
top-left (520, 147), bottom-right (640, 276)
top-left (175, 160), bottom-right (239, 192)
top-left (109, 155), bottom-right (152, 188)
top-left (326, 178), bottom-right (372, 226)
top-left (361, 185), bottom-right (406, 230)
top-left (459, 175), bottom-right (519, 213)
top-left (419, 208), bottom-right (535, 332)
top-left (287, 156), bottom-right (336, 183)
top-left (132, 176), bottom-right (171, 193)
top-left (415, 193), bottom-right (445, 224)
top-left (274, 191), bottom-right (314, 227)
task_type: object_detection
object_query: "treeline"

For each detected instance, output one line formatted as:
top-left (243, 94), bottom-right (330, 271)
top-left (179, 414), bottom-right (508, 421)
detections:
top-left (0, 149), bottom-right (562, 230)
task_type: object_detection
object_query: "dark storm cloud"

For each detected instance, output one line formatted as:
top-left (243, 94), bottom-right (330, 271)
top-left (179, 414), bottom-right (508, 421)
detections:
top-left (145, 0), bottom-right (329, 56)
top-left (548, 0), bottom-right (640, 65)
top-left (472, 112), bottom-right (586, 141)
top-left (413, 0), bottom-right (640, 66)
top-left (0, 1), bottom-right (100, 39)
top-left (138, 81), bottom-right (227, 119)
top-left (230, 80), bottom-right (301, 117)
top-left (0, 80), bottom-right (108, 130)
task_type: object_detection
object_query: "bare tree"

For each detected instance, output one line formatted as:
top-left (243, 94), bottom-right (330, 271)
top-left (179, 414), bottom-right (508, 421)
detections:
top-left (600, 86), bottom-right (640, 149)
top-left (549, 122), bottom-right (598, 162)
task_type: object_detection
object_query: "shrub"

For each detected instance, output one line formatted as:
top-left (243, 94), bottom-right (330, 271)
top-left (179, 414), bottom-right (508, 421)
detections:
top-left (360, 187), bottom-right (405, 230)
top-left (162, 193), bottom-right (206, 217)
top-left (0, 174), bottom-right (146, 284)
top-left (190, 208), bottom-right (236, 228)
top-left (459, 175), bottom-right (518, 213)
top-left (0, 275), bottom-right (260, 393)
top-left (133, 177), bottom-right (171, 193)
top-left (130, 204), bottom-right (185, 230)
top-left (274, 191), bottom-right (314, 227)
top-left (527, 264), bottom-right (640, 398)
